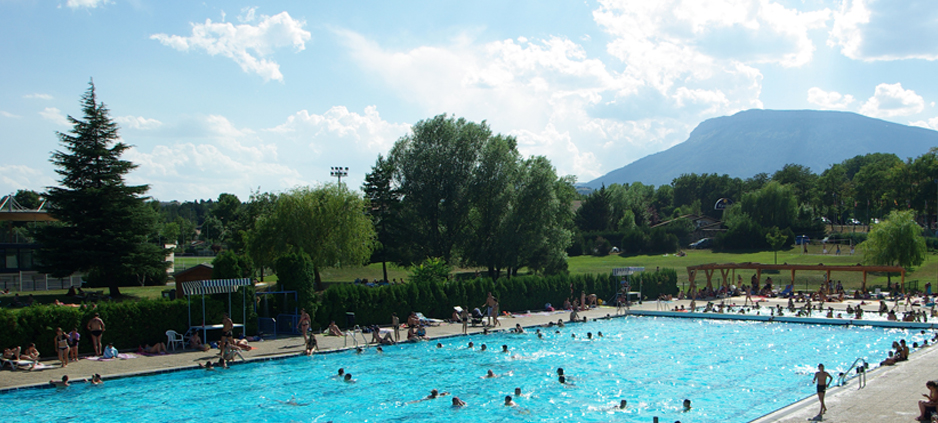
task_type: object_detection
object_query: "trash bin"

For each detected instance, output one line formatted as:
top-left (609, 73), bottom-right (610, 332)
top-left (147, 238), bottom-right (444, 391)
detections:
top-left (345, 312), bottom-right (355, 329)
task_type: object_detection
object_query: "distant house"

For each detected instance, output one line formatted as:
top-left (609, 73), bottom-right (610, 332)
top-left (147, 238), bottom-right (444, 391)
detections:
top-left (173, 263), bottom-right (214, 295)
top-left (651, 214), bottom-right (726, 242)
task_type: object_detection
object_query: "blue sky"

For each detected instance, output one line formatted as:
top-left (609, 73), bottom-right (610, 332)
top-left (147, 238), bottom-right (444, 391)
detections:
top-left (2, 0), bottom-right (937, 201)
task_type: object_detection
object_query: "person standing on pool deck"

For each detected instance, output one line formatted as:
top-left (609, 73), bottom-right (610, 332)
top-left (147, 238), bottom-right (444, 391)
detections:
top-left (486, 292), bottom-right (496, 326)
top-left (221, 312), bottom-right (234, 346)
top-left (297, 308), bottom-right (311, 344)
top-left (86, 313), bottom-right (105, 356)
top-left (391, 312), bottom-right (400, 341)
top-left (460, 307), bottom-right (469, 334)
top-left (812, 363), bottom-right (832, 415)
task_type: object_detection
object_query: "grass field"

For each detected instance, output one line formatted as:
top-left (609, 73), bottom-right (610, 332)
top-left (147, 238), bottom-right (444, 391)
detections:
top-left (568, 246), bottom-right (938, 293)
top-left (173, 246), bottom-right (938, 294)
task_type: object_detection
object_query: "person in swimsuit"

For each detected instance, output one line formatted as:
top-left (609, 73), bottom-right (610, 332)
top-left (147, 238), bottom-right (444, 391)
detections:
top-left (49, 375), bottom-right (69, 387)
top-left (917, 380), bottom-right (938, 421)
top-left (297, 308), bottom-right (311, 344)
top-left (86, 313), bottom-right (105, 356)
top-left (813, 363), bottom-right (832, 415)
top-left (451, 397), bottom-right (467, 407)
top-left (391, 312), bottom-right (400, 341)
top-left (67, 328), bottom-right (80, 362)
top-left (221, 313), bottom-right (234, 345)
top-left (54, 327), bottom-right (69, 367)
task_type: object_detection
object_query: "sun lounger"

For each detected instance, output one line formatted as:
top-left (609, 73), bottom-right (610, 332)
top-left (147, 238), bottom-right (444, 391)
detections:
top-left (414, 312), bottom-right (443, 326)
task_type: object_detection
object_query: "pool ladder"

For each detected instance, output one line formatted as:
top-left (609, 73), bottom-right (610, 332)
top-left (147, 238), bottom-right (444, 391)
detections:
top-left (837, 357), bottom-right (868, 389)
top-left (343, 325), bottom-right (370, 348)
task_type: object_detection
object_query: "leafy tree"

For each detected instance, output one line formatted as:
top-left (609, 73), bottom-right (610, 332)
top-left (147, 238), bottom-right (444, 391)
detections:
top-left (34, 81), bottom-right (168, 296)
top-left (765, 227), bottom-right (788, 264)
top-left (388, 114), bottom-right (488, 262)
top-left (13, 190), bottom-right (42, 210)
top-left (274, 252), bottom-right (318, 314)
top-left (211, 193), bottom-right (242, 233)
top-left (249, 184), bottom-right (376, 290)
top-left (408, 257), bottom-right (452, 284)
top-left (201, 215), bottom-right (224, 243)
top-left (738, 181), bottom-right (798, 229)
top-left (212, 250), bottom-right (254, 278)
top-left (860, 210), bottom-right (926, 289)
top-left (772, 163), bottom-right (817, 205)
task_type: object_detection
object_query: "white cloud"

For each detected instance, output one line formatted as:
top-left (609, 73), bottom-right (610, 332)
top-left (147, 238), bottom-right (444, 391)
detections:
top-left (859, 83), bottom-right (925, 118)
top-left (115, 115), bottom-right (163, 130)
top-left (0, 165), bottom-right (53, 191)
top-left (23, 93), bottom-right (53, 100)
top-left (150, 11), bottom-right (311, 82)
top-left (1, 111), bottom-right (21, 118)
top-left (39, 107), bottom-right (70, 126)
top-left (909, 117), bottom-right (938, 131)
top-left (238, 7), bottom-right (257, 23)
top-left (829, 0), bottom-right (938, 61)
top-left (267, 105), bottom-right (411, 155)
top-left (66, 0), bottom-right (110, 9)
top-left (806, 87), bottom-right (855, 109)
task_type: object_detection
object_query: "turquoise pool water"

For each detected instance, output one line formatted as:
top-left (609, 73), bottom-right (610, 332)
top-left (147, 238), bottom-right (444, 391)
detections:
top-left (3, 316), bottom-right (925, 422)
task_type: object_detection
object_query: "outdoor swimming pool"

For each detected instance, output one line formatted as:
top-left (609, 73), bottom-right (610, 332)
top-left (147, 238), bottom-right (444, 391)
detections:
top-left (3, 316), bottom-right (926, 422)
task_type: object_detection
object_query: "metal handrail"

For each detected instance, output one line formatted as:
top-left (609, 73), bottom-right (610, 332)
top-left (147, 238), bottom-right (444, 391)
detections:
top-left (837, 357), bottom-right (868, 389)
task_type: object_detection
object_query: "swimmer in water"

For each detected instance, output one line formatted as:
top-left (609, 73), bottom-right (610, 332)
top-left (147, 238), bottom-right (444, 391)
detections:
top-left (485, 369), bottom-right (497, 378)
top-left (480, 344), bottom-right (487, 351)
top-left (502, 345), bottom-right (509, 353)
top-left (333, 368), bottom-right (345, 378)
top-left (451, 397), bottom-right (467, 407)
top-left (683, 399), bottom-right (692, 412)
top-left (275, 396), bottom-right (309, 406)
top-left (344, 373), bottom-right (355, 383)
top-left (468, 341), bottom-right (474, 349)
top-left (504, 395), bottom-right (517, 406)
top-left (619, 399), bottom-right (627, 409)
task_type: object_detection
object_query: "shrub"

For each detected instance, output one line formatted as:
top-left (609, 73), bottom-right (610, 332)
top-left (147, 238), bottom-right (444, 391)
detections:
top-left (592, 237), bottom-right (613, 256)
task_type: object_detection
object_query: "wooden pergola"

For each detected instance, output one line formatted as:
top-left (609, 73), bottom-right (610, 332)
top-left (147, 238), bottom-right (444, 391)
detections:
top-left (685, 262), bottom-right (906, 294)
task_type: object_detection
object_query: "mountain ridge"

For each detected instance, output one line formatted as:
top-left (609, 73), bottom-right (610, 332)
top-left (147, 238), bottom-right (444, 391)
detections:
top-left (586, 109), bottom-right (938, 188)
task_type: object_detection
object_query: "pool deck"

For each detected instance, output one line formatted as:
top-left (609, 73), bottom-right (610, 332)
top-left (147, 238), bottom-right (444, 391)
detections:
top-left (2, 296), bottom-right (935, 422)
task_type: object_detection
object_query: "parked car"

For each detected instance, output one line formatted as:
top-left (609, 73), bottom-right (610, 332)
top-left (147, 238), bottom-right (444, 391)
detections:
top-left (689, 238), bottom-right (712, 249)
top-left (795, 235), bottom-right (810, 245)
top-left (848, 218), bottom-right (861, 225)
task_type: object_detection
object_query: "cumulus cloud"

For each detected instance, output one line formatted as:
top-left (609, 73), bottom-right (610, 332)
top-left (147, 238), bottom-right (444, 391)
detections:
top-left (829, 0), bottom-right (938, 61)
top-left (909, 117), bottom-right (938, 131)
top-left (0, 165), bottom-right (53, 191)
top-left (150, 11), bottom-right (311, 82)
top-left (124, 114), bottom-right (293, 199)
top-left (807, 87), bottom-right (855, 109)
top-left (23, 93), bottom-right (53, 100)
top-left (859, 83), bottom-right (925, 118)
top-left (1, 111), bottom-right (21, 118)
top-left (115, 115), bottom-right (163, 130)
top-left (39, 107), bottom-right (70, 126)
top-left (66, 0), bottom-right (110, 9)
top-left (267, 105), bottom-right (411, 155)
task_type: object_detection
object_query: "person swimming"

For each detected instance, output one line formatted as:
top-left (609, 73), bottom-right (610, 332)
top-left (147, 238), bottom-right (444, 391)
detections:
top-left (344, 373), bottom-right (355, 383)
top-left (504, 395), bottom-right (517, 406)
top-left (485, 369), bottom-right (497, 378)
top-left (451, 397), bottom-right (467, 407)
top-left (683, 399), bottom-right (692, 412)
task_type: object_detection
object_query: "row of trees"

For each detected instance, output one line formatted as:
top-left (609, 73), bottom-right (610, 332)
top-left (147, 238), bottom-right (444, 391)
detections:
top-left (572, 151), bottom-right (938, 255)
top-left (364, 115), bottom-right (577, 280)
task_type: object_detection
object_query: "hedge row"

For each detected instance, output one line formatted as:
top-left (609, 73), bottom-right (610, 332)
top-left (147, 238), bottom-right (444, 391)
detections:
top-left (314, 270), bottom-right (678, 329)
top-left (0, 296), bottom-right (233, 358)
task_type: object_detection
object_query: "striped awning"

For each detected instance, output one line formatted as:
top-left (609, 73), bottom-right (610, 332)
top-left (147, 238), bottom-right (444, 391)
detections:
top-left (180, 278), bottom-right (253, 296)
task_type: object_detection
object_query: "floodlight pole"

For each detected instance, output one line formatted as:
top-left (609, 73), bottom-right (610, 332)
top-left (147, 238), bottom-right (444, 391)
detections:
top-left (330, 166), bottom-right (349, 185)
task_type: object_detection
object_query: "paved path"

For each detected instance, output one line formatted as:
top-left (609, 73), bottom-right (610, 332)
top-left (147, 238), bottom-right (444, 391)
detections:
top-left (2, 296), bottom-right (935, 423)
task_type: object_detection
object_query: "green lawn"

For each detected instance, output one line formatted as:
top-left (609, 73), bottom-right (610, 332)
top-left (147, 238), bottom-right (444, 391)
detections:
top-left (170, 246), bottom-right (938, 294)
top-left (567, 246), bottom-right (938, 293)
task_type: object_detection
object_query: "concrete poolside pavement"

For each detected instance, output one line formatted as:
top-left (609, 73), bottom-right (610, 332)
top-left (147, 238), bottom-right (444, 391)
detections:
top-left (3, 296), bottom-right (936, 423)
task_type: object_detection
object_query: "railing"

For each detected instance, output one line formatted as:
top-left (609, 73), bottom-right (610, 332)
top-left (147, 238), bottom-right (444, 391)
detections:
top-left (837, 357), bottom-right (868, 389)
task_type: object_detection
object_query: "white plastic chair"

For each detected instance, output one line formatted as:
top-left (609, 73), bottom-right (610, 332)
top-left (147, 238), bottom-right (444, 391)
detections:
top-left (166, 330), bottom-right (185, 351)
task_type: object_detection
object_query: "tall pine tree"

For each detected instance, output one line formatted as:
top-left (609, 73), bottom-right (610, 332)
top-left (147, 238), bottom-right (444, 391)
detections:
top-left (35, 81), bottom-right (168, 297)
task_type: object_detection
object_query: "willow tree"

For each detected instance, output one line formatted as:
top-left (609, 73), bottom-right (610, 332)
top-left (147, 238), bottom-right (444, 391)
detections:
top-left (860, 209), bottom-right (926, 290)
top-left (248, 184), bottom-right (376, 290)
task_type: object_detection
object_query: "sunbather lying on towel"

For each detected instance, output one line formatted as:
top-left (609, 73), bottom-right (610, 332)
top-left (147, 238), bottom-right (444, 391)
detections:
top-left (328, 321), bottom-right (343, 336)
